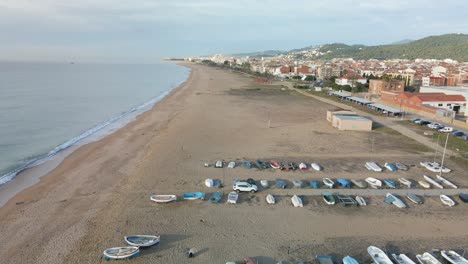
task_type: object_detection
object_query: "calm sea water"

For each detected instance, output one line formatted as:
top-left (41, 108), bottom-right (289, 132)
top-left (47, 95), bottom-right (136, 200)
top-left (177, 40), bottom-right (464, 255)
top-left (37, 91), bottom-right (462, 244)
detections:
top-left (0, 61), bottom-right (189, 184)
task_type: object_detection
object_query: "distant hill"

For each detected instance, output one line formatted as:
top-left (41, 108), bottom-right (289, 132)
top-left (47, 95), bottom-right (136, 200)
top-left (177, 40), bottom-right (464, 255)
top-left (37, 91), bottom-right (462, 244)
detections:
top-left (390, 39), bottom-right (414, 45)
top-left (318, 34), bottom-right (468, 61)
top-left (231, 50), bottom-right (285, 57)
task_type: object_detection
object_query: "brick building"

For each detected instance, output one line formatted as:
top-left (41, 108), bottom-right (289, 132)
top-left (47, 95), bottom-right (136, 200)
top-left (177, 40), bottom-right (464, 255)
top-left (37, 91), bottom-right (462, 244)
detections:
top-left (369, 79), bottom-right (405, 95)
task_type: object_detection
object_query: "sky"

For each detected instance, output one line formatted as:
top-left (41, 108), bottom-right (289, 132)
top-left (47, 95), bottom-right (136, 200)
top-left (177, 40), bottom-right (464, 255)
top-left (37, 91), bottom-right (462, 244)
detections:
top-left (0, 0), bottom-right (467, 62)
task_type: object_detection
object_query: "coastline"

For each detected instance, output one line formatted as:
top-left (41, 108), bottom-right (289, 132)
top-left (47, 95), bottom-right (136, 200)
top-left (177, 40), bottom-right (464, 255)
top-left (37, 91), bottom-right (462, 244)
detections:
top-left (0, 63), bottom-right (193, 208)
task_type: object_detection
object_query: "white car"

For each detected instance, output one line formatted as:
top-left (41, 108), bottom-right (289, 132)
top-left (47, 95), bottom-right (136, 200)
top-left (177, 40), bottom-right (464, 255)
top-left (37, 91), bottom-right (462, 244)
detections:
top-left (427, 123), bottom-right (442, 129)
top-left (233, 181), bottom-right (258, 193)
top-left (439, 127), bottom-right (453, 133)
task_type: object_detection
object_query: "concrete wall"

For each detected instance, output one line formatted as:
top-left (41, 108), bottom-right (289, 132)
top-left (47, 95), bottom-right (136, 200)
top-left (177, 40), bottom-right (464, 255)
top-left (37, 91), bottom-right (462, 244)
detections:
top-left (337, 118), bottom-right (373, 131)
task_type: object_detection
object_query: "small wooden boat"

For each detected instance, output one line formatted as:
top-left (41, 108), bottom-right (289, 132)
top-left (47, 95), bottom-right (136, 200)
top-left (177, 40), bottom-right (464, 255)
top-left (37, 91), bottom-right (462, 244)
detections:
top-left (367, 246), bottom-right (393, 264)
top-left (103, 246), bottom-right (139, 260)
top-left (385, 193), bottom-right (406, 208)
top-left (323, 178), bottom-right (334, 188)
top-left (395, 162), bottom-right (409, 171)
top-left (322, 192), bottom-right (335, 205)
top-left (209, 191), bottom-right (222, 203)
top-left (309, 180), bottom-right (320, 188)
top-left (384, 162), bottom-right (397, 171)
top-left (292, 179), bottom-right (304, 187)
top-left (242, 160), bottom-right (251, 169)
top-left (227, 161), bottom-right (236, 168)
top-left (365, 162), bottom-right (383, 172)
top-left (291, 195), bottom-right (303, 207)
top-left (215, 160), bottom-right (223, 168)
top-left (270, 160), bottom-right (280, 169)
top-left (460, 193), bottom-right (468, 203)
top-left (150, 195), bottom-right (177, 203)
top-left (418, 180), bottom-right (431, 189)
top-left (366, 177), bottom-right (382, 188)
top-left (337, 178), bottom-right (351, 188)
top-left (227, 191), bottom-right (238, 204)
top-left (183, 192), bottom-right (205, 200)
top-left (424, 175), bottom-right (444, 189)
top-left (311, 162), bottom-right (322, 171)
top-left (440, 194), bottom-right (456, 206)
top-left (355, 196), bottom-right (367, 206)
top-left (260, 180), bottom-right (269, 188)
top-left (275, 179), bottom-right (287, 189)
top-left (407, 193), bottom-right (423, 204)
top-left (299, 162), bottom-right (308, 170)
top-left (124, 235), bottom-right (160, 247)
top-left (441, 250), bottom-right (468, 264)
top-left (384, 178), bottom-right (398, 189)
top-left (416, 252), bottom-right (442, 264)
top-left (399, 178), bottom-right (412, 188)
top-left (351, 179), bottom-right (367, 188)
top-left (392, 253), bottom-right (417, 264)
top-left (436, 175), bottom-right (458, 189)
top-left (266, 194), bottom-right (275, 204)
top-left (343, 256), bottom-right (360, 264)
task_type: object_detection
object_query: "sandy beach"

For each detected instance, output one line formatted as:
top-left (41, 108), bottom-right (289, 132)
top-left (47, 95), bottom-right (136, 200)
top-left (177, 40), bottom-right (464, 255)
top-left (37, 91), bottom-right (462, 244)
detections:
top-left (0, 63), bottom-right (467, 264)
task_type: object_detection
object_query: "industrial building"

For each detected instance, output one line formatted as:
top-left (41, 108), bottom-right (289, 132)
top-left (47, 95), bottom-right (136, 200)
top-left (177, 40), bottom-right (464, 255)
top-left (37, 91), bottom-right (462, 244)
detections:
top-left (327, 110), bottom-right (373, 131)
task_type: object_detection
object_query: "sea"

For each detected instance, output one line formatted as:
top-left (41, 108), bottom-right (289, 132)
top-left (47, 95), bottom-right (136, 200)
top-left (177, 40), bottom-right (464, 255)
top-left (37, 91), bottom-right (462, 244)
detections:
top-left (0, 61), bottom-right (190, 185)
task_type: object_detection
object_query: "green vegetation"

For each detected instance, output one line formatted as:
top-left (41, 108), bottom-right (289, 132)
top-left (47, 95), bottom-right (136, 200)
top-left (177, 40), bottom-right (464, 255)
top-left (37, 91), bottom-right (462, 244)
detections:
top-left (318, 34), bottom-right (468, 61)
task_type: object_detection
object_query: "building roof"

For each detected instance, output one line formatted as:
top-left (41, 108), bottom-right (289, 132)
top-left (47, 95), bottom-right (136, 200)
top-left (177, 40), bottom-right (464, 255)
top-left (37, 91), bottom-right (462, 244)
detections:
top-left (405, 92), bottom-right (465, 102)
top-left (368, 103), bottom-right (403, 114)
top-left (335, 114), bottom-right (371, 121)
top-left (347, 96), bottom-right (373, 105)
top-left (424, 86), bottom-right (468, 93)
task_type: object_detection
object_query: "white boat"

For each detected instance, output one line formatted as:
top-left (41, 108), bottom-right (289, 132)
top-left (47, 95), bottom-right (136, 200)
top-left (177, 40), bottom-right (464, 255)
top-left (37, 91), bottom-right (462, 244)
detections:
top-left (291, 195), bottom-right (303, 207)
top-left (416, 252), bottom-right (442, 264)
top-left (365, 162), bottom-right (383, 172)
top-left (205, 178), bottom-right (214, 187)
top-left (311, 162), bottom-right (322, 171)
top-left (366, 177), bottom-right (382, 188)
top-left (260, 180), bottom-right (269, 188)
top-left (399, 178), bottom-right (413, 188)
top-left (441, 250), bottom-right (468, 264)
top-left (103, 246), bottom-right (139, 260)
top-left (323, 178), bottom-right (334, 188)
top-left (227, 191), bottom-right (238, 204)
top-left (386, 193), bottom-right (406, 208)
top-left (355, 196), bottom-right (367, 206)
top-left (407, 194), bottom-right (423, 204)
top-left (351, 179), bottom-right (367, 188)
top-left (420, 161), bottom-right (451, 173)
top-left (436, 175), bottom-right (458, 189)
top-left (292, 179), bottom-right (303, 187)
top-left (266, 194), bottom-right (275, 204)
top-left (367, 246), bottom-right (393, 264)
top-left (392, 253), bottom-right (417, 264)
top-left (384, 162), bottom-right (397, 171)
top-left (227, 161), bottom-right (236, 168)
top-left (299, 162), bottom-right (308, 170)
top-left (423, 175), bottom-right (444, 189)
top-left (215, 160), bottom-right (223, 168)
top-left (124, 235), bottom-right (160, 247)
top-left (440, 194), bottom-right (456, 206)
top-left (418, 180), bottom-right (431, 189)
top-left (343, 256), bottom-right (360, 264)
top-left (150, 195), bottom-right (177, 203)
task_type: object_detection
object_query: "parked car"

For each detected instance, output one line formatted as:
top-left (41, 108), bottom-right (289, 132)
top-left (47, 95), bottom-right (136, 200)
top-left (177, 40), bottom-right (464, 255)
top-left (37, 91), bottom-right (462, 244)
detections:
top-left (414, 119), bottom-right (424, 124)
top-left (427, 123), bottom-right (442, 129)
top-left (451, 131), bottom-right (465, 137)
top-left (439, 127), bottom-right (453, 133)
top-left (233, 181), bottom-right (258, 193)
top-left (419, 120), bottom-right (431, 126)
top-left (411, 118), bottom-right (421, 123)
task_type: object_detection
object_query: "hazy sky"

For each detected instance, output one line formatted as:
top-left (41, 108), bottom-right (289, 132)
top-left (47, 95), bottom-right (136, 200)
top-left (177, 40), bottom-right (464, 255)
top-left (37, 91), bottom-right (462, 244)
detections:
top-left (0, 0), bottom-right (467, 62)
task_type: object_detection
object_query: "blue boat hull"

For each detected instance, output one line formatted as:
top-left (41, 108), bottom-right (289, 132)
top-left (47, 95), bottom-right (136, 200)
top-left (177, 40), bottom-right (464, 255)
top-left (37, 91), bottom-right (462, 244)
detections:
top-left (183, 192), bottom-right (205, 200)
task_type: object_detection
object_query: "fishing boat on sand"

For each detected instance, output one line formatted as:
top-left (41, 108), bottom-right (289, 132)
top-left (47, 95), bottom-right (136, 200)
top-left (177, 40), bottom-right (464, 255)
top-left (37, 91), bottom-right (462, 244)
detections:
top-left (407, 193), bottom-right (423, 204)
top-left (392, 253), bottom-right (417, 264)
top-left (436, 175), bottom-right (458, 189)
top-left (227, 161), bottom-right (236, 168)
top-left (309, 180), bottom-right (320, 188)
top-left (266, 194), bottom-right (275, 204)
top-left (292, 179), bottom-right (304, 187)
top-left (424, 175), bottom-right (444, 189)
top-left (103, 247), bottom-right (139, 260)
top-left (337, 178), bottom-right (351, 188)
top-left (260, 180), bottom-right (269, 188)
top-left (399, 178), bottom-right (412, 188)
top-left (367, 246), bottom-right (393, 264)
top-left (227, 191), bottom-right (238, 204)
top-left (383, 178), bottom-right (398, 189)
top-left (209, 191), bottom-right (222, 203)
top-left (183, 192), bottom-right (205, 200)
top-left (441, 250), bottom-right (468, 264)
top-left (299, 162), bottom-right (308, 170)
top-left (355, 196), bottom-right (367, 206)
top-left (291, 195), bottom-right (303, 207)
top-left (311, 162), bottom-right (322, 171)
top-left (150, 195), bottom-right (177, 203)
top-left (460, 193), bottom-right (468, 203)
top-left (270, 160), bottom-right (280, 169)
top-left (418, 180), bottom-right (431, 189)
top-left (440, 194), bottom-right (456, 207)
top-left (385, 193), bottom-right (406, 208)
top-left (366, 177), bottom-right (382, 188)
top-left (323, 178), bottom-right (334, 188)
top-left (365, 162), bottom-right (383, 172)
top-left (395, 162), bottom-right (409, 171)
top-left (416, 252), bottom-right (442, 264)
top-left (343, 256), bottom-right (360, 264)
top-left (322, 192), bottom-right (335, 205)
top-left (242, 160), bottom-right (251, 169)
top-left (384, 162), bottom-right (397, 171)
top-left (124, 235), bottom-right (160, 247)
top-left (351, 179), bottom-right (367, 188)
top-left (275, 179), bottom-right (287, 189)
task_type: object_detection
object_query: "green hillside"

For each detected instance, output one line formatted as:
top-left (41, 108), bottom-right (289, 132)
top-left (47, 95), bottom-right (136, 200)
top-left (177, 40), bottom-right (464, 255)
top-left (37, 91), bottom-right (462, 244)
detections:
top-left (318, 34), bottom-right (468, 61)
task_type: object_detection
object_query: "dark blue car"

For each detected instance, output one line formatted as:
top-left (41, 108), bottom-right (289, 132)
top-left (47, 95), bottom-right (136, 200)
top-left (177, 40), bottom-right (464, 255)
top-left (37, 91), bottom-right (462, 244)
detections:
top-left (452, 131), bottom-right (464, 137)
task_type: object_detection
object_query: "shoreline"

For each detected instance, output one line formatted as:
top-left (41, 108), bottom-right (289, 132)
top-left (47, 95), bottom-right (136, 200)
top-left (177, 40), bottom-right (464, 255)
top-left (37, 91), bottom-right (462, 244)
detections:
top-left (0, 63), bottom-right (193, 208)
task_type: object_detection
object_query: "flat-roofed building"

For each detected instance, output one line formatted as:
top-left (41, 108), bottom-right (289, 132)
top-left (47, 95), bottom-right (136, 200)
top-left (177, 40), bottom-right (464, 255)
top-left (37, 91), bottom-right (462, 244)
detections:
top-left (326, 110), bottom-right (372, 131)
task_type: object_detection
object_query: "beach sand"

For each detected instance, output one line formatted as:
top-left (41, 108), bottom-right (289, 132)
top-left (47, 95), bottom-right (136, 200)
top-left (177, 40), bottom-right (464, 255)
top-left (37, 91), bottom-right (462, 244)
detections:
top-left (0, 63), bottom-right (467, 264)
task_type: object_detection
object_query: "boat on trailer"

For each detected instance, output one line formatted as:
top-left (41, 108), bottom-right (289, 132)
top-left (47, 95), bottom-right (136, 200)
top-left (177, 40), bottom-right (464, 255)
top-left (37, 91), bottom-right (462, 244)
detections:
top-left (441, 250), bottom-right (468, 264)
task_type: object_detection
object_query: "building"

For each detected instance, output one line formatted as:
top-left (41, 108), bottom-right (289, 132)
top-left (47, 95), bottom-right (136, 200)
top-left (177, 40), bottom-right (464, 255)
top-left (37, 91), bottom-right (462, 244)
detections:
top-left (326, 110), bottom-right (373, 131)
top-left (420, 86), bottom-right (468, 116)
top-left (382, 92), bottom-right (466, 116)
top-left (335, 74), bottom-right (367, 87)
top-left (369, 79), bottom-right (405, 95)
top-left (316, 63), bottom-right (341, 80)
top-left (294, 65), bottom-right (311, 75)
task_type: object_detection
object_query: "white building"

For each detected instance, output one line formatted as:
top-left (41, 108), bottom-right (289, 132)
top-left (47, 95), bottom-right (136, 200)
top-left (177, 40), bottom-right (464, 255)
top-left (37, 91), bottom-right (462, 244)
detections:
top-left (431, 66), bottom-right (447, 77)
top-left (420, 86), bottom-right (468, 116)
top-left (335, 75), bottom-right (367, 87)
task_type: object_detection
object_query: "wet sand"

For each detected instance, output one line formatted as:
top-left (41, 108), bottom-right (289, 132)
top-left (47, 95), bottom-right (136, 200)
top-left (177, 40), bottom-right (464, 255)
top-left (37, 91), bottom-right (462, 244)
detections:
top-left (0, 63), bottom-right (467, 264)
